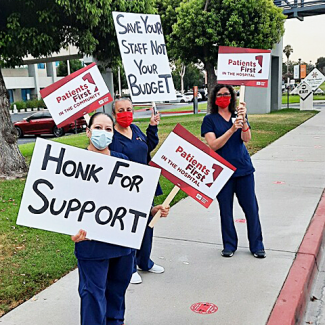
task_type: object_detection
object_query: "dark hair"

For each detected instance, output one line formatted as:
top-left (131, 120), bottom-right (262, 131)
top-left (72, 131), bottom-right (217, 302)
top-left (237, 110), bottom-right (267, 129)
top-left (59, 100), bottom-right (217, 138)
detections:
top-left (88, 112), bottom-right (114, 128)
top-left (209, 84), bottom-right (237, 114)
top-left (112, 97), bottom-right (133, 116)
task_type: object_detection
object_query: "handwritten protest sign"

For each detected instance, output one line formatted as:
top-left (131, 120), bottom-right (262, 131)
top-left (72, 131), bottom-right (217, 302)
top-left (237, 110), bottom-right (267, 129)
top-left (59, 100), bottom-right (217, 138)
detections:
top-left (217, 46), bottom-right (271, 88)
top-left (16, 138), bottom-right (161, 249)
top-left (150, 124), bottom-right (236, 209)
top-left (112, 11), bottom-right (176, 102)
top-left (40, 63), bottom-right (112, 128)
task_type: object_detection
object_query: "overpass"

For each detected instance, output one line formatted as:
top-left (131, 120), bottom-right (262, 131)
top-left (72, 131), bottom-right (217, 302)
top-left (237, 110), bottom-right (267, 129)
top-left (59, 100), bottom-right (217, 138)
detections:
top-left (274, 0), bottom-right (325, 20)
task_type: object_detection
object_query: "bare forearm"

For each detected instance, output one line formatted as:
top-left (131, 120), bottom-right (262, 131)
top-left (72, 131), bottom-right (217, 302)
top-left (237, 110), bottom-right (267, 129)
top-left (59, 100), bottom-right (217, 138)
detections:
top-left (209, 128), bottom-right (235, 150)
top-left (241, 122), bottom-right (251, 142)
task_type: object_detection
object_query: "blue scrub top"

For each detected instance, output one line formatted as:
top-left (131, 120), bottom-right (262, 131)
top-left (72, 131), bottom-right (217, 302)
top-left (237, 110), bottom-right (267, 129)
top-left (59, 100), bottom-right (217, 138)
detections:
top-left (75, 151), bottom-right (132, 260)
top-left (201, 113), bottom-right (255, 177)
top-left (110, 124), bottom-right (163, 196)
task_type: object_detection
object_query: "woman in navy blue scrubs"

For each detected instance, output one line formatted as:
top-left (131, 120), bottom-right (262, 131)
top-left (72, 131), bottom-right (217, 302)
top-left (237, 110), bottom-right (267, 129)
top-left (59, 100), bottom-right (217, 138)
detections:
top-left (201, 84), bottom-right (265, 259)
top-left (72, 112), bottom-right (170, 325)
top-left (110, 98), bottom-right (164, 284)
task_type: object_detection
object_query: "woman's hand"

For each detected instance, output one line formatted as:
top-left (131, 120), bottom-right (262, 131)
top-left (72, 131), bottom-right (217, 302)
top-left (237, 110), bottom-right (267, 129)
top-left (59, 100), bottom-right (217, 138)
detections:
top-left (149, 110), bottom-right (160, 126)
top-left (151, 204), bottom-right (170, 218)
top-left (231, 116), bottom-right (244, 132)
top-left (71, 229), bottom-right (88, 243)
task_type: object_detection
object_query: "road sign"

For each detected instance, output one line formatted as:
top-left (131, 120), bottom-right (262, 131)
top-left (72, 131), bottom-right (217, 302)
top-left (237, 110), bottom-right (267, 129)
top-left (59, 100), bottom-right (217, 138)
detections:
top-left (296, 81), bottom-right (313, 101)
top-left (304, 68), bottom-right (325, 92)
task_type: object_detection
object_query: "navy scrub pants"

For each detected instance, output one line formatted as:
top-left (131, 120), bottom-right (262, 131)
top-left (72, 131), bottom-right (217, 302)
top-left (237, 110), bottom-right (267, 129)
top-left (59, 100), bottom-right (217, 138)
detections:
top-left (78, 253), bottom-right (133, 325)
top-left (132, 216), bottom-right (154, 273)
top-left (216, 173), bottom-right (264, 254)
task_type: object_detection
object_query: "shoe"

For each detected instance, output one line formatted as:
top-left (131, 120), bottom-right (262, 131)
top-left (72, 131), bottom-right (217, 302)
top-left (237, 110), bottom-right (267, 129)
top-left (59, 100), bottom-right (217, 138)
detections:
top-left (148, 264), bottom-right (165, 274)
top-left (130, 272), bottom-right (142, 284)
top-left (221, 249), bottom-right (234, 257)
top-left (253, 250), bottom-right (266, 258)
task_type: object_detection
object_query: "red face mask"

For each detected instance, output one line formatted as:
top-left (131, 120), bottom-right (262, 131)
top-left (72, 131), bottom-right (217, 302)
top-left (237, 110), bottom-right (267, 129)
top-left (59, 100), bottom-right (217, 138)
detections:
top-left (116, 111), bottom-right (133, 128)
top-left (215, 97), bottom-right (231, 109)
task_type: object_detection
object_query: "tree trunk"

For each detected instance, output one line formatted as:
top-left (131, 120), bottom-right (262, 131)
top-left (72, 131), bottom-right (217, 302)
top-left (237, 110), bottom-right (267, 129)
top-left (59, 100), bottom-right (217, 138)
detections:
top-left (179, 63), bottom-right (186, 94)
top-left (205, 59), bottom-right (217, 112)
top-left (0, 68), bottom-right (28, 179)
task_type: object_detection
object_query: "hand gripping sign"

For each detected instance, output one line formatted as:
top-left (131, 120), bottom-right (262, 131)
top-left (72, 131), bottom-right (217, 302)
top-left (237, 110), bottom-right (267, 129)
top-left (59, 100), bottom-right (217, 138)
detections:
top-left (112, 11), bottom-right (176, 113)
top-left (16, 138), bottom-right (161, 249)
top-left (149, 124), bottom-right (236, 227)
top-left (40, 63), bottom-right (113, 128)
top-left (217, 46), bottom-right (271, 103)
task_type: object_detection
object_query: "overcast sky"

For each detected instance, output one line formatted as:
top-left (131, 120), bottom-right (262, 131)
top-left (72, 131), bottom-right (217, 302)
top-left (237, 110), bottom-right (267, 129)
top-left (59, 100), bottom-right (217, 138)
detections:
top-left (282, 15), bottom-right (325, 64)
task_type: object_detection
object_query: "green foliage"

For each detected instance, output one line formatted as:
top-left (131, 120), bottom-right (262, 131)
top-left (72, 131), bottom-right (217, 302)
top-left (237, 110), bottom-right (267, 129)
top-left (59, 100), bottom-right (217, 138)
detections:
top-left (172, 63), bottom-right (205, 91)
top-left (0, 0), bottom-right (157, 68)
top-left (57, 59), bottom-right (83, 76)
top-left (316, 57), bottom-right (325, 74)
top-left (162, 0), bottom-right (286, 65)
top-left (10, 100), bottom-right (26, 111)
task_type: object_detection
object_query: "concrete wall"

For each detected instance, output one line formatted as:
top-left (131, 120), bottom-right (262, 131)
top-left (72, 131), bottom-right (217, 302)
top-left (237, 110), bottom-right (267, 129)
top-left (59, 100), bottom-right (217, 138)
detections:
top-left (245, 38), bottom-right (283, 114)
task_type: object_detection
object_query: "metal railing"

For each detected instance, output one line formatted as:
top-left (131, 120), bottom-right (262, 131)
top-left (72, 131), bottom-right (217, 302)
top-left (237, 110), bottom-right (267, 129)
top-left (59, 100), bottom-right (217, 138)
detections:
top-left (274, 0), bottom-right (325, 19)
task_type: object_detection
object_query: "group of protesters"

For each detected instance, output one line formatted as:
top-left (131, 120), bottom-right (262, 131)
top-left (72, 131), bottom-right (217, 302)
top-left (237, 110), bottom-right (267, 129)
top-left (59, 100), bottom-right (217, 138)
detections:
top-left (71, 84), bottom-right (266, 325)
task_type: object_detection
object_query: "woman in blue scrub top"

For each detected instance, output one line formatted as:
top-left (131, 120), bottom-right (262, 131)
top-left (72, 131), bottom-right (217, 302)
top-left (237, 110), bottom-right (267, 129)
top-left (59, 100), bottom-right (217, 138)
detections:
top-left (72, 112), bottom-right (170, 325)
top-left (110, 98), bottom-right (164, 284)
top-left (201, 84), bottom-right (265, 259)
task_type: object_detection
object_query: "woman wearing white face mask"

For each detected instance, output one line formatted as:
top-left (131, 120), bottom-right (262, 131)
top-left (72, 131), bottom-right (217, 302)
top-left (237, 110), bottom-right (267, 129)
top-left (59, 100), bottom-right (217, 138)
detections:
top-left (71, 112), bottom-right (170, 325)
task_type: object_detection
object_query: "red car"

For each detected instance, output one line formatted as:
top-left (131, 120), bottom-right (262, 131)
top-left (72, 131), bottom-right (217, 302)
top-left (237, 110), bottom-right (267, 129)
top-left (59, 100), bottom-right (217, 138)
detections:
top-left (14, 111), bottom-right (87, 138)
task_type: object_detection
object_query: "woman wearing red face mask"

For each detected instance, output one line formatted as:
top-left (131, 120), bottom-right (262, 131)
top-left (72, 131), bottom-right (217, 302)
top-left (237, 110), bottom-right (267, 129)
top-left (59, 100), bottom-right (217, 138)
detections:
top-left (201, 84), bottom-right (265, 259)
top-left (110, 98), bottom-right (164, 284)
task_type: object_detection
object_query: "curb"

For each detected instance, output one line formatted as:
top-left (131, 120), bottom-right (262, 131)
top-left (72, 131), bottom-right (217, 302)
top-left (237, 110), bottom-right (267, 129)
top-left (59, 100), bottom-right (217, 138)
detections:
top-left (267, 189), bottom-right (325, 325)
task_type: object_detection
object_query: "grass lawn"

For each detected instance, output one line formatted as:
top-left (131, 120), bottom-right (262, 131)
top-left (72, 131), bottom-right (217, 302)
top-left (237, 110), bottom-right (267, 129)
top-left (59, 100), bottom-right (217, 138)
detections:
top-left (0, 108), bottom-right (319, 316)
top-left (282, 94), bottom-right (325, 104)
top-left (160, 102), bottom-right (207, 113)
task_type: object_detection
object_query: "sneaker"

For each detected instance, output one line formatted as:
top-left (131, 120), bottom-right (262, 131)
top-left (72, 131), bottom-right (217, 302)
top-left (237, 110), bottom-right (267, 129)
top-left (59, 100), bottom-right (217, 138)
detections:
top-left (253, 250), bottom-right (266, 258)
top-left (148, 264), bottom-right (165, 274)
top-left (130, 272), bottom-right (142, 284)
top-left (221, 249), bottom-right (234, 257)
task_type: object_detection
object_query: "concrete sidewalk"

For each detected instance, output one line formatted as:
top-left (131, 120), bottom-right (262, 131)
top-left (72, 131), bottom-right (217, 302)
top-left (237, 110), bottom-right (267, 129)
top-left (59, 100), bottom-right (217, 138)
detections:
top-left (1, 110), bottom-right (325, 325)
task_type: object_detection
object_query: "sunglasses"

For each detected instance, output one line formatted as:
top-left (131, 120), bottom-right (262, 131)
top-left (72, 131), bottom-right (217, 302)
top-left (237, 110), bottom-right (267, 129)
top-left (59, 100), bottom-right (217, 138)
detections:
top-left (216, 93), bottom-right (231, 98)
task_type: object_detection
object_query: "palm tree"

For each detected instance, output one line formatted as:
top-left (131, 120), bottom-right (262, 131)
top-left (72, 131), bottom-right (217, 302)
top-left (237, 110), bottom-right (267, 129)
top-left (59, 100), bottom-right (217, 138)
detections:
top-left (283, 45), bottom-right (293, 80)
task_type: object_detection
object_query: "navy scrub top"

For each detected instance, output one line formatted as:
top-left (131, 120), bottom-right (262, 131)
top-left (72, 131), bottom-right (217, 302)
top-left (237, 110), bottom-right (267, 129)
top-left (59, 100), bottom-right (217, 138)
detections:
top-left (75, 151), bottom-right (132, 260)
top-left (109, 124), bottom-right (163, 196)
top-left (201, 113), bottom-right (255, 177)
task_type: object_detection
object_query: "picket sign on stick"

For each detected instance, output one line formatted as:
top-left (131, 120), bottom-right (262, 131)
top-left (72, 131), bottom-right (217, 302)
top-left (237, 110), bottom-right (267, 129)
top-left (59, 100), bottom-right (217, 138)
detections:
top-left (149, 185), bottom-right (180, 228)
top-left (149, 124), bottom-right (236, 227)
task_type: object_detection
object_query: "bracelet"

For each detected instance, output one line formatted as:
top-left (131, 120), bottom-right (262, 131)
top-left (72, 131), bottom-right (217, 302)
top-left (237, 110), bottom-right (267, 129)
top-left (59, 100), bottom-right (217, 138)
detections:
top-left (242, 127), bottom-right (250, 132)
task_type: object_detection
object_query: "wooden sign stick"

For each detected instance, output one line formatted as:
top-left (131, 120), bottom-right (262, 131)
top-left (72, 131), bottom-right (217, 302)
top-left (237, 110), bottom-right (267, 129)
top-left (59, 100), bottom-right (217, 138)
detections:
top-left (83, 113), bottom-right (90, 125)
top-left (149, 185), bottom-right (180, 228)
top-left (239, 84), bottom-right (246, 104)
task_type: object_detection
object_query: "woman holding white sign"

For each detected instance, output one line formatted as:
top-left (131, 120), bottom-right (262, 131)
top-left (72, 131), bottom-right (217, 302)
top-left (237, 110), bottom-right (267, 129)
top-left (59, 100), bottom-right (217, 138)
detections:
top-left (110, 98), bottom-right (164, 285)
top-left (201, 84), bottom-right (265, 259)
top-left (72, 112), bottom-right (169, 325)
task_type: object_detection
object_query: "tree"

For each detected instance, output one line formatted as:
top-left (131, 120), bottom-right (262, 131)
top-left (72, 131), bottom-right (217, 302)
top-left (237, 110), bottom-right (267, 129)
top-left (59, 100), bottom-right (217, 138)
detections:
top-left (57, 59), bottom-right (83, 77)
top-left (283, 44), bottom-right (293, 81)
top-left (316, 57), bottom-right (325, 74)
top-left (0, 0), bottom-right (156, 178)
top-left (160, 0), bottom-right (285, 108)
top-left (172, 63), bottom-right (205, 91)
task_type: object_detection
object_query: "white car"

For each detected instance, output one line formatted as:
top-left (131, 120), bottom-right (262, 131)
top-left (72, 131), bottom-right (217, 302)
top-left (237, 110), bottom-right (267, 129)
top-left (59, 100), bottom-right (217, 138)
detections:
top-left (168, 94), bottom-right (192, 103)
top-left (184, 91), bottom-right (202, 102)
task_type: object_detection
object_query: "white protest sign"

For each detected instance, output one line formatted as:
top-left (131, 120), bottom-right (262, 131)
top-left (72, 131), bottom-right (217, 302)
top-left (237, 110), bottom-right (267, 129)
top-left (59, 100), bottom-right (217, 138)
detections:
top-left (150, 124), bottom-right (235, 208)
top-left (296, 81), bottom-right (313, 101)
top-left (217, 46), bottom-right (271, 87)
top-left (40, 63), bottom-right (113, 128)
top-left (112, 12), bottom-right (176, 102)
top-left (16, 138), bottom-right (160, 249)
top-left (304, 68), bottom-right (325, 92)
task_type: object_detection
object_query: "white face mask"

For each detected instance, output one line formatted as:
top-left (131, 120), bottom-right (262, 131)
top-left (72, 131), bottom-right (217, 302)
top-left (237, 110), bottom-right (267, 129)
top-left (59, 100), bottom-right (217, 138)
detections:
top-left (90, 129), bottom-right (113, 150)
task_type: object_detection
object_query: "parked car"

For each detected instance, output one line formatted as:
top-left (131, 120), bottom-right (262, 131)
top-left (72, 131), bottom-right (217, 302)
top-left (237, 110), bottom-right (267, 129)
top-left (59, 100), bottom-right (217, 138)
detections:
top-left (184, 91), bottom-right (202, 102)
top-left (168, 93), bottom-right (192, 103)
top-left (198, 88), bottom-right (208, 101)
top-left (14, 111), bottom-right (87, 138)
